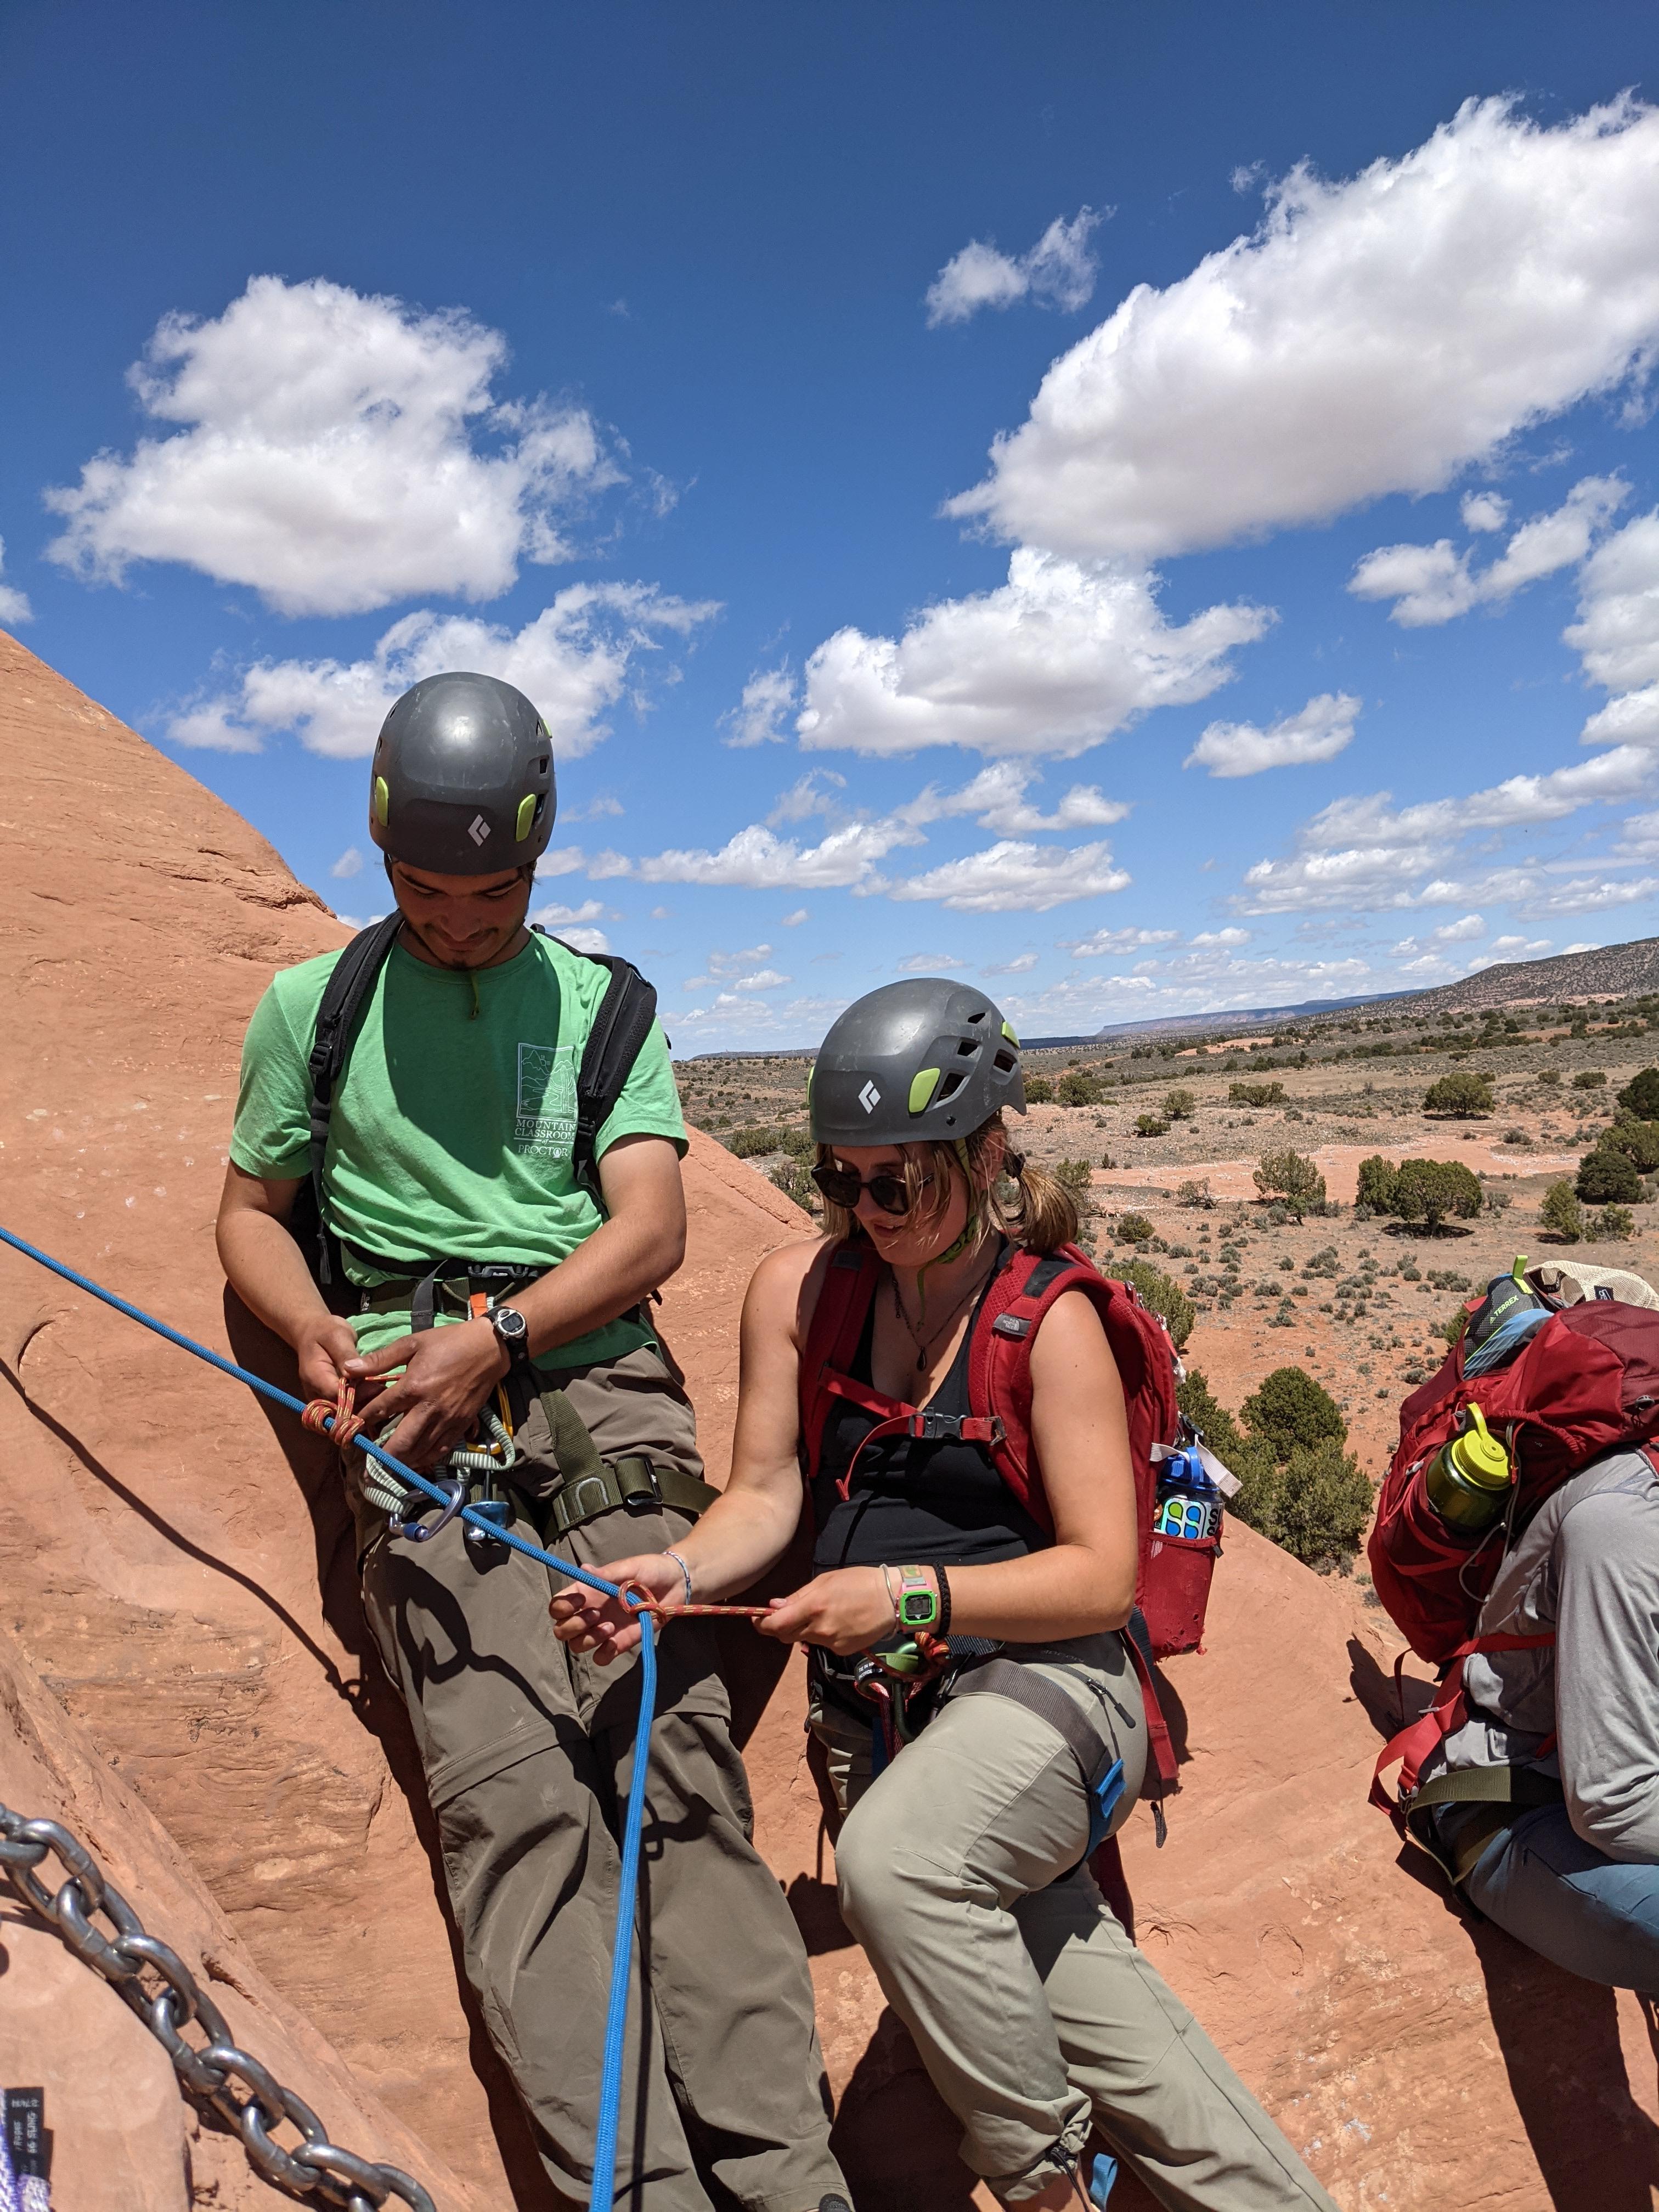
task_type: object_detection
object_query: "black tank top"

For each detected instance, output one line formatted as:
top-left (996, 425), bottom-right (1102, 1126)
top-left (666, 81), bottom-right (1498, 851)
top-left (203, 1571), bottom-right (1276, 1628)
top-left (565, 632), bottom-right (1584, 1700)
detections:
top-left (810, 1269), bottom-right (1050, 1573)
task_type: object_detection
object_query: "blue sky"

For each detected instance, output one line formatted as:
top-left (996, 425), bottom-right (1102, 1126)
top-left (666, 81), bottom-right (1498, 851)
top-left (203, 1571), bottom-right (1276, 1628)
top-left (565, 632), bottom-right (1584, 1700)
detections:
top-left (7, 2), bottom-right (1659, 1048)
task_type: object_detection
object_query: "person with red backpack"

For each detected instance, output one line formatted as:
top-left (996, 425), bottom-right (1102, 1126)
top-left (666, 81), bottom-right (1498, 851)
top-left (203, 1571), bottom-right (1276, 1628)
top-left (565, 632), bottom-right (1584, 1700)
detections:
top-left (554, 981), bottom-right (1336, 2212)
top-left (1370, 1267), bottom-right (1659, 1988)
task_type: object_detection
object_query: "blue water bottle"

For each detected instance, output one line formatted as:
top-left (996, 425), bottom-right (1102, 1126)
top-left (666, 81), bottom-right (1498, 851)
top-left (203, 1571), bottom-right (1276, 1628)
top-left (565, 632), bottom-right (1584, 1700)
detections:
top-left (1153, 1447), bottom-right (1222, 1543)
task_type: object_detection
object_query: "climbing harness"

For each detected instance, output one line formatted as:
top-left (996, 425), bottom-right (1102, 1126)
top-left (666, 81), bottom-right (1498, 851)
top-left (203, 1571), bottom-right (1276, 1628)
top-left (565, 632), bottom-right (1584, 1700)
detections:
top-left (0, 1801), bottom-right (432, 2212)
top-left (0, 1223), bottom-right (747, 2212)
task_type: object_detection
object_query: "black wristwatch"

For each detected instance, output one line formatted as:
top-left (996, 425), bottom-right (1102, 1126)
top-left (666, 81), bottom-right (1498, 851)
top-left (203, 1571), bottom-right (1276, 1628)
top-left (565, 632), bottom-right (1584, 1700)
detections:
top-left (487, 1304), bottom-right (532, 1374)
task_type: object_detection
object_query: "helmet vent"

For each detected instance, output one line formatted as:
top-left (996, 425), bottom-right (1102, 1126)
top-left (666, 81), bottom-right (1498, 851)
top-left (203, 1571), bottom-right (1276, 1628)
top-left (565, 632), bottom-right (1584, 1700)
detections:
top-left (956, 1037), bottom-right (981, 1057)
top-left (993, 1049), bottom-right (1017, 1073)
top-left (937, 1070), bottom-right (967, 1102)
top-left (966, 1008), bottom-right (988, 1024)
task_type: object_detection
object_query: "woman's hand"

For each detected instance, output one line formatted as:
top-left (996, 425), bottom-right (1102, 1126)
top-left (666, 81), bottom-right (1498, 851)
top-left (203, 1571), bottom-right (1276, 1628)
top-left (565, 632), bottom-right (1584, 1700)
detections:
top-left (758, 1566), bottom-right (899, 1655)
top-left (345, 1319), bottom-right (507, 1470)
top-left (550, 1552), bottom-right (686, 1664)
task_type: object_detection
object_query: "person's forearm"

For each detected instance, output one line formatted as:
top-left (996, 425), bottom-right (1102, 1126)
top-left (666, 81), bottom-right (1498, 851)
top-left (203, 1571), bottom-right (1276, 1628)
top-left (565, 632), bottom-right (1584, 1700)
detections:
top-left (661, 1481), bottom-right (802, 1600)
top-left (512, 1210), bottom-right (682, 1357)
top-left (931, 1545), bottom-right (1133, 1644)
top-left (218, 1205), bottom-right (334, 1348)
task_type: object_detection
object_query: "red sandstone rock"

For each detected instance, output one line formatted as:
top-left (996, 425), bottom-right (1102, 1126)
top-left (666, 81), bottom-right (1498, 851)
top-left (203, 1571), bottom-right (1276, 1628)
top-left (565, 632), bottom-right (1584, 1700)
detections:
top-left (4, 625), bottom-right (1658, 2209)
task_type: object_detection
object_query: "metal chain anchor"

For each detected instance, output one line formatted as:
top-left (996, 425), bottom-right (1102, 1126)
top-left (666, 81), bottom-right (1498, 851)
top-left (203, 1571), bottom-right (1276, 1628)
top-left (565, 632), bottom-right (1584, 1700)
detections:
top-left (0, 1803), bottom-right (436, 2212)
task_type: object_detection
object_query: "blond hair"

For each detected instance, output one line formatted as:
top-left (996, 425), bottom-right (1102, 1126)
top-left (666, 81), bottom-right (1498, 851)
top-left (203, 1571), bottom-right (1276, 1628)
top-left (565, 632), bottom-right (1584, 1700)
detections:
top-left (815, 1111), bottom-right (1077, 1255)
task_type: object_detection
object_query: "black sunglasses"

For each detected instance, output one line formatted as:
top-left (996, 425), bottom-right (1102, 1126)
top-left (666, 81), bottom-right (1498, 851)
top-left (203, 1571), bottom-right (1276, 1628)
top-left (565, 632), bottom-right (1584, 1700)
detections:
top-left (809, 1162), bottom-right (917, 1215)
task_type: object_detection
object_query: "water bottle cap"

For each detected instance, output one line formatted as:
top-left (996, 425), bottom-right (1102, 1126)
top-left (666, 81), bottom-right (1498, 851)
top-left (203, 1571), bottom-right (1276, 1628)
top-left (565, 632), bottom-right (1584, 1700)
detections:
top-left (1449, 1403), bottom-right (1510, 1491)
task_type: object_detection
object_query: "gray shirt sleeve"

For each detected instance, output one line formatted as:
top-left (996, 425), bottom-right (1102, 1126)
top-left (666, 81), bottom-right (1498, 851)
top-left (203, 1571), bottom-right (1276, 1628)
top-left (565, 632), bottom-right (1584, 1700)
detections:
top-left (1555, 1486), bottom-right (1659, 1862)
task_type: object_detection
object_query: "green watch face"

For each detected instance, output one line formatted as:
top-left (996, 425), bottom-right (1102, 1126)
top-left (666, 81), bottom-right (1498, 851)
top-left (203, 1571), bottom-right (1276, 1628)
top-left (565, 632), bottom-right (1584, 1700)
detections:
top-left (898, 1588), bottom-right (938, 1627)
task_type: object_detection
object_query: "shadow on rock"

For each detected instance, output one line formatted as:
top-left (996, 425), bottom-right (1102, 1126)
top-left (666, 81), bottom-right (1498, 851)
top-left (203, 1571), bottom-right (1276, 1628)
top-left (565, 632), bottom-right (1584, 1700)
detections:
top-left (830, 2007), bottom-right (980, 2212)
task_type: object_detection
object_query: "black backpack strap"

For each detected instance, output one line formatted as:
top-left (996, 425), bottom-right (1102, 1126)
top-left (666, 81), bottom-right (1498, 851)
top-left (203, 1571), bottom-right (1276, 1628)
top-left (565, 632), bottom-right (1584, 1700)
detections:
top-left (303, 913), bottom-right (404, 1284)
top-left (554, 940), bottom-right (659, 1205)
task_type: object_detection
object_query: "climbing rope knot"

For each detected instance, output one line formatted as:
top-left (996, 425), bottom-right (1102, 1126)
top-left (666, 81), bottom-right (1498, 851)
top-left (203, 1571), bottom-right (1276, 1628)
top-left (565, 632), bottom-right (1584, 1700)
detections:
top-left (302, 1380), bottom-right (367, 1454)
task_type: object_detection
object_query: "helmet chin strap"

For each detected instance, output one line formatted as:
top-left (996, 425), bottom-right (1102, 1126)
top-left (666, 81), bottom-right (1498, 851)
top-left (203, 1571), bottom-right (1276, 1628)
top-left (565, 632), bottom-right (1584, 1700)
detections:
top-left (915, 1140), bottom-right (980, 1318)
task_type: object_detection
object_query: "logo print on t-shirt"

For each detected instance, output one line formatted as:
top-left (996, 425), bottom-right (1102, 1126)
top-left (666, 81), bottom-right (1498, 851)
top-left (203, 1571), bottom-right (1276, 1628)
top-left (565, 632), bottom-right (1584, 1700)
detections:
top-left (516, 1042), bottom-right (578, 1159)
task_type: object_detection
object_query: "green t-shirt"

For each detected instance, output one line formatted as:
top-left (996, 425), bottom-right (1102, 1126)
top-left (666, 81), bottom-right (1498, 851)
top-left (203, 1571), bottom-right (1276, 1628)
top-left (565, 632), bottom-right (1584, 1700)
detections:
top-left (231, 932), bottom-right (686, 1369)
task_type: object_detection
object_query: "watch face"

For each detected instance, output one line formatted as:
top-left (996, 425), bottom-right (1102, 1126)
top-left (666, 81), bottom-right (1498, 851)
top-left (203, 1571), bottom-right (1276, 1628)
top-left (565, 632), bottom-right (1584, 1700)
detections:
top-left (494, 1307), bottom-right (528, 1342)
top-left (899, 1590), bottom-right (936, 1627)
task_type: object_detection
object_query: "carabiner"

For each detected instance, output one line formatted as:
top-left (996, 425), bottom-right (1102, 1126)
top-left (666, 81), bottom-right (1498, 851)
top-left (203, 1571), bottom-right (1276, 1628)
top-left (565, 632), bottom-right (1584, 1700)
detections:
top-left (391, 1475), bottom-right (467, 1544)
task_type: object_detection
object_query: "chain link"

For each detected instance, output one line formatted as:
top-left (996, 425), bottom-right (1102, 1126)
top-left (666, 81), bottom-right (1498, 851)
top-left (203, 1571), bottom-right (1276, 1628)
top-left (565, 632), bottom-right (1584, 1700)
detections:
top-left (0, 1804), bottom-right (436, 2212)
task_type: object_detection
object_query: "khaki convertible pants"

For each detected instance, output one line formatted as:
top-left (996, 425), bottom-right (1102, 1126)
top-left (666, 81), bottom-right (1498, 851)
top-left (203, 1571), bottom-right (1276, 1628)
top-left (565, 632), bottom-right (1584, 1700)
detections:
top-left (357, 1347), bottom-right (843, 2212)
top-left (814, 1633), bottom-right (1336, 2211)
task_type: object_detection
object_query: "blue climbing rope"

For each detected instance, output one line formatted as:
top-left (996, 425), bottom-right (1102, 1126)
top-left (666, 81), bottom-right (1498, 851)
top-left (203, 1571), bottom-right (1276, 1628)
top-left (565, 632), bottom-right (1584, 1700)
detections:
top-left (0, 1223), bottom-right (648, 2212)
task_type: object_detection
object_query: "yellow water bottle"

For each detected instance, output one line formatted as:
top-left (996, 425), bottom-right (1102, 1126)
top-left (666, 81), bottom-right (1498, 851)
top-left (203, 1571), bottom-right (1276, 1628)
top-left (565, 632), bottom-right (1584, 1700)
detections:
top-left (1424, 1404), bottom-right (1512, 1533)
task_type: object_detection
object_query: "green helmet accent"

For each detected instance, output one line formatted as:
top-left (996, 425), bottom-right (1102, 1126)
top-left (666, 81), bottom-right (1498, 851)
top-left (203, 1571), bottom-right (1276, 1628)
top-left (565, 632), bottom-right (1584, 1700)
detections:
top-left (810, 979), bottom-right (1025, 1148)
top-left (368, 670), bottom-right (556, 875)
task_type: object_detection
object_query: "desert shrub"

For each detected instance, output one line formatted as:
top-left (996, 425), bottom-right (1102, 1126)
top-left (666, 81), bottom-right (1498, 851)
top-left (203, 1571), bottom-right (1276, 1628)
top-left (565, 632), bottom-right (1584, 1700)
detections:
top-left (1023, 1074), bottom-right (1054, 1104)
top-left (1135, 1113), bottom-right (1170, 1137)
top-left (1229, 1080), bottom-right (1285, 1106)
top-left (1240, 1365), bottom-right (1347, 1459)
top-left (769, 1160), bottom-right (817, 1211)
top-left (1539, 1178), bottom-right (1583, 1243)
top-left (1175, 1369), bottom-right (1277, 1485)
top-left (1162, 1087), bottom-right (1197, 1121)
top-left (1501, 1126), bottom-right (1532, 1147)
top-left (1577, 1144), bottom-right (1643, 1204)
top-left (1572, 1069), bottom-right (1607, 1091)
top-left (1536, 1066), bottom-right (1562, 1088)
top-left (1100, 1150), bottom-right (1118, 1169)
top-left (1606, 1117), bottom-right (1659, 1172)
top-left (1391, 1156), bottom-right (1483, 1231)
top-left (1176, 1177), bottom-right (1214, 1209)
top-left (1116, 1211), bottom-right (1155, 1245)
top-left (1355, 1154), bottom-right (1399, 1214)
top-left (1053, 1158), bottom-right (1094, 1196)
top-left (1261, 1440), bottom-right (1374, 1575)
top-left (1592, 1204), bottom-right (1637, 1241)
top-left (778, 1125), bottom-right (815, 1158)
top-left (1439, 1304), bottom-right (1469, 1348)
top-left (1057, 1069), bottom-right (1102, 1108)
top-left (1423, 1071), bottom-right (1494, 1117)
top-left (1617, 1066), bottom-right (1659, 1118)
top-left (726, 1124), bottom-right (782, 1158)
top-left (1252, 1148), bottom-right (1326, 1220)
top-left (1482, 1184), bottom-right (1512, 1213)
top-left (1117, 1258), bottom-right (1195, 1349)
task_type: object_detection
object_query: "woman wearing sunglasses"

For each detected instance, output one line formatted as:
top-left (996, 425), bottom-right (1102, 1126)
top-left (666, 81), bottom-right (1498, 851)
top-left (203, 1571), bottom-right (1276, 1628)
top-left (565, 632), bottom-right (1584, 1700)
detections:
top-left (553, 980), bottom-right (1335, 2212)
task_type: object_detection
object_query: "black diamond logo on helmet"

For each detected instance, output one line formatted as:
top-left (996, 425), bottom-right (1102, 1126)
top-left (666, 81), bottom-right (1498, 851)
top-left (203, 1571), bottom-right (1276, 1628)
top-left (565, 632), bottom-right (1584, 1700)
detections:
top-left (859, 1080), bottom-right (881, 1114)
top-left (469, 814), bottom-right (491, 845)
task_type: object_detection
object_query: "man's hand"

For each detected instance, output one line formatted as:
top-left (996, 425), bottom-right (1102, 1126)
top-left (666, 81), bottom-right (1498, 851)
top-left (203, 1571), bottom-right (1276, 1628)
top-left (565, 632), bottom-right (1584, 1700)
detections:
top-left (551, 1552), bottom-right (686, 1664)
top-left (295, 1314), bottom-right (366, 1406)
top-left (758, 1566), bottom-right (898, 1655)
top-left (346, 1319), bottom-right (507, 1469)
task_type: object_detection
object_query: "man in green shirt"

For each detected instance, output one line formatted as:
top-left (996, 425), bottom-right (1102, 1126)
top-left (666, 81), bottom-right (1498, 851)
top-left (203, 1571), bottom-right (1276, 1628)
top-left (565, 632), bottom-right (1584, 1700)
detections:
top-left (217, 672), bottom-right (848, 2212)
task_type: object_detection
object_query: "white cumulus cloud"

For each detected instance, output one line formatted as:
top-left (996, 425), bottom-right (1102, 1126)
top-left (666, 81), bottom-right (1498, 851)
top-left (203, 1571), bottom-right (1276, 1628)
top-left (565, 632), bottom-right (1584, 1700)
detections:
top-left (946, 97), bottom-right (1659, 562)
top-left (888, 839), bottom-right (1130, 913)
top-left (1062, 925), bottom-right (1181, 957)
top-left (722, 664), bottom-right (797, 747)
top-left (330, 846), bottom-right (363, 879)
top-left (0, 536), bottom-right (32, 625)
top-left (1349, 476), bottom-right (1627, 626)
top-left (1461, 490), bottom-right (1510, 533)
top-left (531, 898), bottom-right (605, 927)
top-left (165, 582), bottom-right (716, 757)
top-left (1186, 691), bottom-right (1359, 777)
top-left (926, 208), bottom-right (1104, 326)
top-left (797, 548), bottom-right (1270, 759)
top-left (46, 275), bottom-right (618, 616)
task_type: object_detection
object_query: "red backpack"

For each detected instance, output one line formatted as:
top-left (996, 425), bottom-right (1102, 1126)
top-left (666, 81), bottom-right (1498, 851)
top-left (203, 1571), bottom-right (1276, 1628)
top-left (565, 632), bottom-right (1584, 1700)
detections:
top-left (798, 1237), bottom-right (1215, 1804)
top-left (1369, 1299), bottom-right (1659, 1816)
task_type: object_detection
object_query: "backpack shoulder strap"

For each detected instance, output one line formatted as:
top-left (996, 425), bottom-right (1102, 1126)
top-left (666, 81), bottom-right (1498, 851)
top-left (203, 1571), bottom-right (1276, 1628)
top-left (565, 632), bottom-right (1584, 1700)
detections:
top-left (968, 1243), bottom-right (1121, 1531)
top-left (304, 912), bottom-right (403, 1284)
top-left (798, 1239), bottom-right (883, 1484)
top-left (543, 934), bottom-right (660, 1204)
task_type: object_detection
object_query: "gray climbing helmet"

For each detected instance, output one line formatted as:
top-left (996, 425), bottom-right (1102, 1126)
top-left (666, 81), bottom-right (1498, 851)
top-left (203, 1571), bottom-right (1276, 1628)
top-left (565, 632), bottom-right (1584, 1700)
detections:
top-left (368, 671), bottom-right (556, 874)
top-left (809, 979), bottom-right (1025, 1147)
